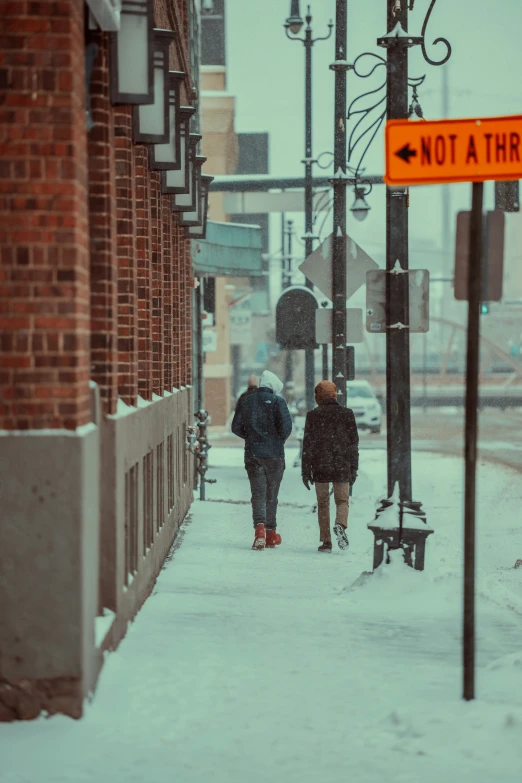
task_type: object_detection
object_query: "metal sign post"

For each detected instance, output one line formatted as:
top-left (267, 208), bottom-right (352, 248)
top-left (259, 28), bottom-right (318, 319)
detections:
top-left (384, 111), bottom-right (522, 701)
top-left (463, 181), bottom-right (484, 701)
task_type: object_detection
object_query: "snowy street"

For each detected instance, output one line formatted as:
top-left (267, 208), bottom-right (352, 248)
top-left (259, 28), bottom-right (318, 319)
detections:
top-left (2, 446), bottom-right (522, 783)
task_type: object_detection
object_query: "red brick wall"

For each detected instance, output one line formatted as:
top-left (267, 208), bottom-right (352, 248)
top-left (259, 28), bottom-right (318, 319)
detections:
top-left (0, 0), bottom-right (90, 430)
top-left (162, 195), bottom-right (172, 392)
top-left (0, 0), bottom-right (195, 423)
top-left (172, 218), bottom-right (181, 388)
top-left (88, 31), bottom-right (117, 416)
top-left (182, 240), bottom-right (192, 386)
top-left (134, 145), bottom-right (152, 402)
top-left (150, 172), bottom-right (164, 396)
top-left (114, 105), bottom-right (137, 406)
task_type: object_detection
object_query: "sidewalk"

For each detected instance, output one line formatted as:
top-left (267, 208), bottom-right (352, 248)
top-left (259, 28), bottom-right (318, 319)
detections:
top-left (1, 448), bottom-right (522, 783)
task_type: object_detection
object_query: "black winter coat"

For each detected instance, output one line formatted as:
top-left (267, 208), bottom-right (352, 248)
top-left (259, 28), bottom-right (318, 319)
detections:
top-left (301, 400), bottom-right (359, 484)
top-left (232, 387), bottom-right (293, 460)
top-left (235, 385), bottom-right (257, 411)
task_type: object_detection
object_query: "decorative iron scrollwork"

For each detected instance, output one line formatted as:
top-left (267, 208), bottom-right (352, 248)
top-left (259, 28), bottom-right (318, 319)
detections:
top-left (420, 0), bottom-right (451, 66)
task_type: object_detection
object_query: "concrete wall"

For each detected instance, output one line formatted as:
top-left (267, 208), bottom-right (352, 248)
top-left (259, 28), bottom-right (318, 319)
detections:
top-left (0, 387), bottom-right (193, 720)
top-left (0, 425), bottom-right (99, 719)
top-left (100, 387), bottom-right (193, 640)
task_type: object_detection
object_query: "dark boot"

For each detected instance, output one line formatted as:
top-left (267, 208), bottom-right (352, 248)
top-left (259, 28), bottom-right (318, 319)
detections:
top-left (318, 541), bottom-right (332, 553)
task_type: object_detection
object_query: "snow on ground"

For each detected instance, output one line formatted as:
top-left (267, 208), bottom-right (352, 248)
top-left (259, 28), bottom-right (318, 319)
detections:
top-left (1, 447), bottom-right (522, 783)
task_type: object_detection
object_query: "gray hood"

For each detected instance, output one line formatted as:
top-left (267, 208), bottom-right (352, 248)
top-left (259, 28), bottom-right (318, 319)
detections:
top-left (259, 370), bottom-right (284, 395)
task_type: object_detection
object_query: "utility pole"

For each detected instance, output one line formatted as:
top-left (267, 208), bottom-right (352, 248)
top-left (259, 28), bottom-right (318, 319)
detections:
top-left (284, 219), bottom-right (294, 389)
top-left (383, 0), bottom-right (413, 502)
top-left (330, 0), bottom-right (349, 407)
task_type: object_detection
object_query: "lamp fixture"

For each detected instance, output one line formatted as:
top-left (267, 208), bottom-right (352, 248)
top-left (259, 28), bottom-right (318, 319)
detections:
top-left (179, 160), bottom-right (207, 227)
top-left (285, 0), bottom-right (304, 35)
top-left (161, 107), bottom-right (195, 194)
top-left (178, 155), bottom-right (207, 221)
top-left (109, 0), bottom-right (154, 105)
top-left (171, 136), bottom-right (201, 212)
top-left (148, 71), bottom-right (185, 170)
top-left (186, 175), bottom-right (213, 239)
top-left (133, 28), bottom-right (176, 144)
top-left (350, 186), bottom-right (371, 222)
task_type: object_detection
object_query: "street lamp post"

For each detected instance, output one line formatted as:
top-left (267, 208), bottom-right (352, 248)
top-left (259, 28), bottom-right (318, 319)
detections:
top-left (285, 2), bottom-right (332, 410)
top-left (383, 0), bottom-right (413, 504)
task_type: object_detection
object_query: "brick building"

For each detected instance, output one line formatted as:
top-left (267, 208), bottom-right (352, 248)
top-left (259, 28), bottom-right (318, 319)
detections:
top-left (0, 0), bottom-right (210, 719)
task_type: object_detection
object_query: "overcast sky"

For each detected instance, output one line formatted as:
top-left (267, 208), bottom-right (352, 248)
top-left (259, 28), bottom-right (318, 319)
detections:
top-left (225, 0), bottom-right (522, 274)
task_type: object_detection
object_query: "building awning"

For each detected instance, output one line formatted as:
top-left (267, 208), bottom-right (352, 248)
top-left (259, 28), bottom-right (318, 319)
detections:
top-left (192, 220), bottom-right (264, 277)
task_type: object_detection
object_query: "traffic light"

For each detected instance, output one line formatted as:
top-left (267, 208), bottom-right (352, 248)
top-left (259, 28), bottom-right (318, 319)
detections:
top-left (480, 303), bottom-right (489, 315)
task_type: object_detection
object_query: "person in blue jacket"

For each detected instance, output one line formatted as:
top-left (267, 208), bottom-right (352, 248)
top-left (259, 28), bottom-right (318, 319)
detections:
top-left (232, 370), bottom-right (293, 550)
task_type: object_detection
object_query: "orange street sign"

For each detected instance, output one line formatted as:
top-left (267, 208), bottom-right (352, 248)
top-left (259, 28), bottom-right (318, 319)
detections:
top-left (385, 115), bottom-right (522, 186)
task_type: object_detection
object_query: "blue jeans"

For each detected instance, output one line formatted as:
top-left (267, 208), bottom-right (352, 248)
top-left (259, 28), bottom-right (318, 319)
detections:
top-left (245, 457), bottom-right (285, 529)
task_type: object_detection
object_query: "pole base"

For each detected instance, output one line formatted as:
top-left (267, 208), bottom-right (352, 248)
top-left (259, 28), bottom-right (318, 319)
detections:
top-left (368, 498), bottom-right (433, 572)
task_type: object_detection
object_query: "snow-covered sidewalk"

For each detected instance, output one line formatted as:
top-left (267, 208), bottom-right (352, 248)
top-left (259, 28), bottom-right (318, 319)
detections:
top-left (2, 447), bottom-right (522, 783)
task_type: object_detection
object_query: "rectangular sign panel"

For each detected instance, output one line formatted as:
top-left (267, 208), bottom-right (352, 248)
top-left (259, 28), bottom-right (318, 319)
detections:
top-left (203, 328), bottom-right (217, 353)
top-left (315, 308), bottom-right (363, 345)
top-left (385, 115), bottom-right (522, 186)
top-left (366, 270), bottom-right (429, 333)
top-left (229, 309), bottom-right (253, 346)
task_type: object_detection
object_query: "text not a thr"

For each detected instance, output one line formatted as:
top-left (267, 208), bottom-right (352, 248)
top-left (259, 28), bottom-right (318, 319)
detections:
top-left (420, 131), bottom-right (521, 166)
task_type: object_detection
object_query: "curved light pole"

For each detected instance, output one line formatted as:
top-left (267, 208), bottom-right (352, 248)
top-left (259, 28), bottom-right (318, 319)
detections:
top-left (284, 2), bottom-right (332, 410)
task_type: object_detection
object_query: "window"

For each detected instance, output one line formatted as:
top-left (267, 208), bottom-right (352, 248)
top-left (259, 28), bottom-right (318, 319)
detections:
top-left (156, 442), bottom-right (165, 531)
top-left (143, 450), bottom-right (154, 550)
top-left (124, 462), bottom-right (139, 585)
top-left (167, 433), bottom-right (174, 511)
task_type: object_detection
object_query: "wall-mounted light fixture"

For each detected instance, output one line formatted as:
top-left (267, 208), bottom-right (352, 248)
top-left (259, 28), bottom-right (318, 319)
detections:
top-left (161, 107), bottom-right (195, 194)
top-left (109, 0), bottom-right (154, 105)
top-left (185, 174), bottom-right (213, 239)
top-left (179, 159), bottom-right (207, 227)
top-left (133, 28), bottom-right (176, 144)
top-left (171, 135), bottom-right (201, 212)
top-left (148, 71), bottom-right (185, 170)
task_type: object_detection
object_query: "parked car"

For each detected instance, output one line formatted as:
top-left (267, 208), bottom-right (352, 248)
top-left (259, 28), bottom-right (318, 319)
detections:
top-left (347, 380), bottom-right (382, 434)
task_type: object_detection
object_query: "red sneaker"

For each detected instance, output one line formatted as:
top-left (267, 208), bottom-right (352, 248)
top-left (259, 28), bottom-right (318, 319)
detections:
top-left (266, 529), bottom-right (282, 548)
top-left (252, 523), bottom-right (266, 550)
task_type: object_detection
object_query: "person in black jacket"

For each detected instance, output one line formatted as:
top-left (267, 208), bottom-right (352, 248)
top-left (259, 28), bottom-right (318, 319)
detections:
top-left (301, 380), bottom-right (359, 553)
top-left (232, 370), bottom-right (293, 550)
top-left (234, 374), bottom-right (258, 410)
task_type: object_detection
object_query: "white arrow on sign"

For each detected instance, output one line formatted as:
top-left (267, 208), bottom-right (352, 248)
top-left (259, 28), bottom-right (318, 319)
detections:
top-left (298, 233), bottom-right (379, 301)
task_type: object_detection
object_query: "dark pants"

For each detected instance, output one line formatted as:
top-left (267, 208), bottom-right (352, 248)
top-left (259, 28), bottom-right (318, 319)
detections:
top-left (245, 457), bottom-right (285, 529)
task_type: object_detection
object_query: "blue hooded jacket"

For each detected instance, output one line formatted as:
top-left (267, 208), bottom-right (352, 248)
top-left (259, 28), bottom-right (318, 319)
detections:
top-left (231, 371), bottom-right (293, 459)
